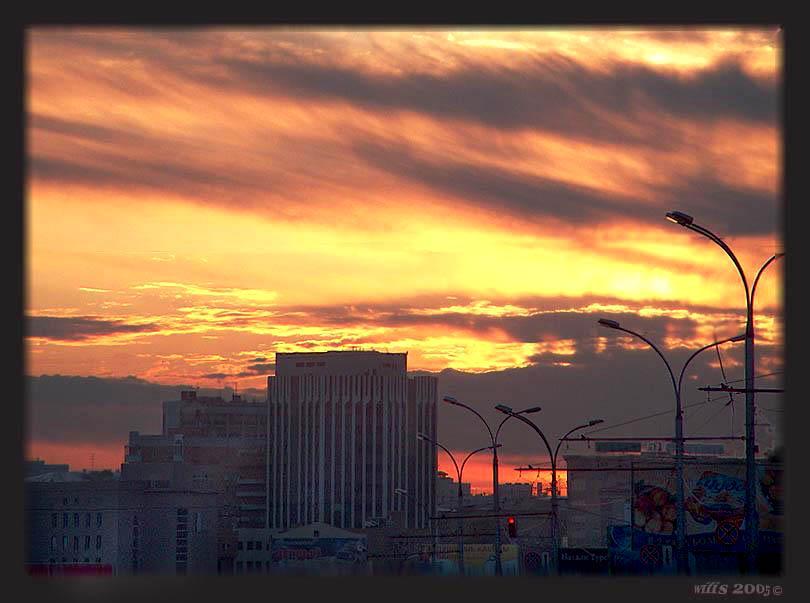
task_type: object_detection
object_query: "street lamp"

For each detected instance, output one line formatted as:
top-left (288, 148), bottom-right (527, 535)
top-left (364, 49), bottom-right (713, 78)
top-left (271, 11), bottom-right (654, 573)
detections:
top-left (497, 407), bottom-right (602, 574)
top-left (443, 396), bottom-right (539, 576)
top-left (665, 209), bottom-right (783, 573)
top-left (416, 431), bottom-right (499, 576)
top-left (598, 317), bottom-right (745, 573)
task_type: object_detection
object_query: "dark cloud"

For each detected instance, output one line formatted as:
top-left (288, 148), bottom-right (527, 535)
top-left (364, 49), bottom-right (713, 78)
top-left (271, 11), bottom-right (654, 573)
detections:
top-left (25, 348), bottom-right (782, 458)
top-left (200, 372), bottom-right (229, 380)
top-left (244, 362), bottom-right (275, 373)
top-left (219, 55), bottom-right (776, 141)
top-left (278, 298), bottom-right (741, 346)
top-left (27, 315), bottom-right (158, 341)
top-left (200, 362), bottom-right (276, 380)
top-left (351, 139), bottom-right (779, 236)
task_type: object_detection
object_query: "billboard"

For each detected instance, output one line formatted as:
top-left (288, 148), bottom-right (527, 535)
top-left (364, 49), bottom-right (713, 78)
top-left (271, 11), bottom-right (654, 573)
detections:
top-left (416, 543), bottom-right (520, 575)
top-left (630, 462), bottom-right (783, 551)
top-left (610, 461), bottom-right (783, 571)
top-left (558, 548), bottom-right (609, 574)
top-left (271, 536), bottom-right (368, 563)
top-left (26, 563), bottom-right (114, 577)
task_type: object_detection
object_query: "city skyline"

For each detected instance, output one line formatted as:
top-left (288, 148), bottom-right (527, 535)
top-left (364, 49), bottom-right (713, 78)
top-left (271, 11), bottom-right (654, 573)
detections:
top-left (25, 28), bottom-right (783, 494)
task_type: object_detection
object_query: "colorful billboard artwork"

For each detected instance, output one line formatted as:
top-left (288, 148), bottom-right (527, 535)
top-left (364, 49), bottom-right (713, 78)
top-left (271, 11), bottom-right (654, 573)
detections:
top-left (686, 471), bottom-right (746, 528)
top-left (631, 465), bottom-right (784, 539)
top-left (634, 484), bottom-right (677, 534)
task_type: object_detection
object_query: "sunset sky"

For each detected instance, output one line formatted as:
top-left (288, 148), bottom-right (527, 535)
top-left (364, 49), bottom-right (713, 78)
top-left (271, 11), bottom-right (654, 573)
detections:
top-left (25, 28), bottom-right (783, 492)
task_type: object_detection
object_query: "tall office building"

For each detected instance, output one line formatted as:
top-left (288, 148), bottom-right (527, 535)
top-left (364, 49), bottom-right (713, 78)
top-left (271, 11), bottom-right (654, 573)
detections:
top-left (268, 351), bottom-right (437, 531)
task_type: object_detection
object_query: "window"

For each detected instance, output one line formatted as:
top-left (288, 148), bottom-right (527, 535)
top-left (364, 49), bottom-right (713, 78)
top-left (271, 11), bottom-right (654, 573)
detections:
top-left (96, 535), bottom-right (102, 550)
top-left (51, 513), bottom-right (57, 528)
top-left (63, 513), bottom-right (68, 528)
top-left (86, 513), bottom-right (91, 528)
top-left (246, 561), bottom-right (254, 572)
top-left (255, 541), bottom-right (262, 551)
top-left (95, 557), bottom-right (101, 563)
top-left (50, 536), bottom-right (57, 552)
top-left (74, 497), bottom-right (79, 505)
top-left (62, 536), bottom-right (68, 550)
top-left (235, 561), bottom-right (243, 574)
top-left (73, 536), bottom-right (79, 553)
top-left (63, 497), bottom-right (68, 506)
top-left (85, 535), bottom-right (91, 550)
top-left (237, 541), bottom-right (243, 550)
top-left (74, 513), bottom-right (80, 528)
top-left (247, 541), bottom-right (254, 550)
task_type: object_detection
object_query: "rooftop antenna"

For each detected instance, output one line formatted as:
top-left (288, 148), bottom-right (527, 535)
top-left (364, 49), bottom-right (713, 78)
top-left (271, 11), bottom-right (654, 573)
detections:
top-left (90, 453), bottom-right (95, 472)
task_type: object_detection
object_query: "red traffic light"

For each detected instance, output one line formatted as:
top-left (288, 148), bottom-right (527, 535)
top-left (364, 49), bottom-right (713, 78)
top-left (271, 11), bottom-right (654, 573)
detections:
top-left (507, 516), bottom-right (517, 537)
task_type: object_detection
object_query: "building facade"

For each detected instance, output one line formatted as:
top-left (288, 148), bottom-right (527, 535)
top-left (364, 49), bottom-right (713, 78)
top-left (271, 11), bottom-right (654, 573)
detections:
top-left (268, 351), bottom-right (437, 530)
top-left (25, 477), bottom-right (220, 575)
top-left (124, 390), bottom-right (268, 529)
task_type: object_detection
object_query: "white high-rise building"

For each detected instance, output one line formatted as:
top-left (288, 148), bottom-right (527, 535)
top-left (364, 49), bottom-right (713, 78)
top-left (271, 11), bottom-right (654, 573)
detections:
top-left (267, 351), bottom-right (437, 531)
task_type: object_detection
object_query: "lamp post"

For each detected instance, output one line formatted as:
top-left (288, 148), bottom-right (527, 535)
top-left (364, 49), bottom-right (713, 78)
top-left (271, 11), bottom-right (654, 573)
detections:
top-left (598, 316), bottom-right (745, 573)
top-left (666, 209), bottom-right (784, 573)
top-left (443, 396), bottom-right (541, 576)
top-left (416, 432), bottom-right (499, 576)
top-left (496, 407), bottom-right (602, 575)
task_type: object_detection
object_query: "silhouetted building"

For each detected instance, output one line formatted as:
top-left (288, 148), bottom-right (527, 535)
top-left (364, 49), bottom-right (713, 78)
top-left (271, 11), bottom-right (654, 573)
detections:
top-left (124, 390), bottom-right (268, 529)
top-left (435, 470), bottom-right (470, 509)
top-left (26, 459), bottom-right (70, 477)
top-left (268, 351), bottom-right (437, 530)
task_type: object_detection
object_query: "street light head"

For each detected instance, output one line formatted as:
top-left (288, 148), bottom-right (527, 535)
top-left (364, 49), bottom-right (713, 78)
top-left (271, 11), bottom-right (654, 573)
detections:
top-left (416, 432), bottom-right (428, 441)
top-left (665, 210), bottom-right (694, 226)
top-left (494, 404), bottom-right (513, 414)
top-left (394, 488), bottom-right (407, 495)
top-left (598, 318), bottom-right (621, 329)
top-left (443, 395), bottom-right (459, 405)
top-left (588, 419), bottom-right (605, 426)
top-left (730, 334), bottom-right (747, 343)
top-left (522, 406), bottom-right (542, 414)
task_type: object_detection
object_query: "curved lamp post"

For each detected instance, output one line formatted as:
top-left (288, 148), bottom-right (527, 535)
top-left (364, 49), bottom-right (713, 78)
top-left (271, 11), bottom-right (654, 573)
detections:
top-left (443, 396), bottom-right (540, 576)
top-left (495, 406), bottom-right (603, 575)
top-left (598, 317), bottom-right (744, 573)
top-left (416, 432), bottom-right (499, 576)
top-left (666, 209), bottom-right (783, 572)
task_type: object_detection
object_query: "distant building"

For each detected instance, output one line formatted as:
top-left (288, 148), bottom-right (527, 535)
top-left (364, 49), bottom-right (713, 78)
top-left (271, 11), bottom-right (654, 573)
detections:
top-left (435, 470), bottom-right (470, 509)
top-left (124, 390), bottom-right (268, 530)
top-left (268, 351), bottom-right (437, 531)
top-left (499, 482), bottom-right (533, 503)
top-left (26, 459), bottom-right (70, 478)
top-left (24, 475), bottom-right (220, 575)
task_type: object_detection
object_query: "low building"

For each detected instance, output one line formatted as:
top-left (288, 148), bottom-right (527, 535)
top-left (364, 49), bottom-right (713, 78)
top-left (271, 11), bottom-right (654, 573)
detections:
top-left (25, 472), bottom-right (221, 575)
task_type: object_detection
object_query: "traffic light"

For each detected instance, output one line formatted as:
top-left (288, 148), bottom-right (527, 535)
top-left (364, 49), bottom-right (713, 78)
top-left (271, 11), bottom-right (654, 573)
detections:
top-left (507, 516), bottom-right (517, 538)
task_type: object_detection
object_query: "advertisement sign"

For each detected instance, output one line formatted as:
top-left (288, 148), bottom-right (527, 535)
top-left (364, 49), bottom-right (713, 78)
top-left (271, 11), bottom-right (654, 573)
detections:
top-left (420, 543), bottom-right (520, 575)
top-left (611, 462), bottom-right (783, 571)
top-left (271, 537), bottom-right (368, 563)
top-left (558, 548), bottom-right (609, 574)
top-left (26, 563), bottom-right (114, 576)
top-left (630, 463), bottom-right (783, 551)
top-left (607, 525), bottom-right (675, 574)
